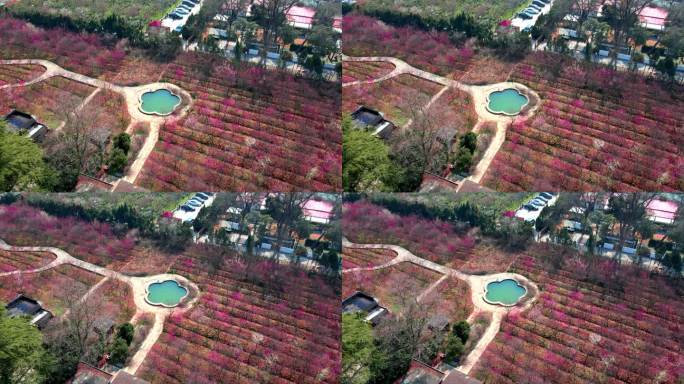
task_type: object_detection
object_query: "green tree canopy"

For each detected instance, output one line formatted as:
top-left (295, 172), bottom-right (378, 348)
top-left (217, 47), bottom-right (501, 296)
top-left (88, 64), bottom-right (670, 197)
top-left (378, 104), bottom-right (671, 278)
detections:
top-left (342, 313), bottom-right (376, 384)
top-left (107, 148), bottom-right (128, 175)
top-left (342, 116), bottom-right (396, 192)
top-left (112, 133), bottom-right (131, 154)
top-left (116, 323), bottom-right (135, 346)
top-left (107, 337), bottom-right (129, 366)
top-left (443, 334), bottom-right (464, 361)
top-left (0, 123), bottom-right (55, 192)
top-left (0, 304), bottom-right (54, 384)
top-left (452, 320), bottom-right (470, 343)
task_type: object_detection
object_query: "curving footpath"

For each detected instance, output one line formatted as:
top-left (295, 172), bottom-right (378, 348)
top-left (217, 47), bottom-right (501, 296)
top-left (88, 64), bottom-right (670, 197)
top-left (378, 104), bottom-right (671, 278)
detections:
top-left (342, 55), bottom-right (542, 185)
top-left (342, 238), bottom-right (539, 375)
top-left (0, 239), bottom-right (200, 376)
top-left (0, 59), bottom-right (194, 185)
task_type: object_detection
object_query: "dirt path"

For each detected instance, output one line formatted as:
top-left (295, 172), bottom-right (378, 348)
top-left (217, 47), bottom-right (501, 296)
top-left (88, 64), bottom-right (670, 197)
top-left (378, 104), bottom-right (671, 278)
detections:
top-left (343, 55), bottom-right (542, 185)
top-left (416, 274), bottom-right (449, 303)
top-left (0, 238), bottom-right (200, 375)
top-left (61, 276), bottom-right (110, 319)
top-left (54, 87), bottom-right (102, 132)
top-left (0, 59), bottom-right (193, 189)
top-left (342, 238), bottom-right (539, 376)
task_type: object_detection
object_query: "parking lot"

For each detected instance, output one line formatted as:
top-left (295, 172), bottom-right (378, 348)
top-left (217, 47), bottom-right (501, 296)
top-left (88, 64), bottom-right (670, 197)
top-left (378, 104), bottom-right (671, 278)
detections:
top-left (511, 0), bottom-right (555, 31)
top-left (514, 192), bottom-right (558, 222)
top-left (161, 0), bottom-right (204, 33)
top-left (172, 192), bottom-right (215, 222)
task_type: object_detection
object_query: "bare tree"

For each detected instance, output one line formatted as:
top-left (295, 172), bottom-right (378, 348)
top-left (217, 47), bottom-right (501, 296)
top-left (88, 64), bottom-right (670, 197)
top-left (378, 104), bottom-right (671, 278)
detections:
top-left (45, 107), bottom-right (111, 186)
top-left (606, 193), bottom-right (655, 264)
top-left (570, 0), bottom-right (607, 36)
top-left (253, 0), bottom-right (299, 66)
top-left (42, 280), bottom-right (105, 382)
top-left (371, 286), bottom-right (435, 380)
top-left (264, 192), bottom-right (312, 263)
top-left (602, 0), bottom-right (652, 67)
top-left (391, 97), bottom-right (455, 188)
top-left (63, 281), bottom-right (104, 358)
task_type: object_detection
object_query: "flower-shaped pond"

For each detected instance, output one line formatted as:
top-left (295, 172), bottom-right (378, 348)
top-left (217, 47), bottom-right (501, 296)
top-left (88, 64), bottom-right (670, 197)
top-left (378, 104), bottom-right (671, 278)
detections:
top-left (486, 88), bottom-right (529, 116)
top-left (484, 279), bottom-right (526, 306)
top-left (139, 89), bottom-right (181, 116)
top-left (146, 280), bottom-right (188, 307)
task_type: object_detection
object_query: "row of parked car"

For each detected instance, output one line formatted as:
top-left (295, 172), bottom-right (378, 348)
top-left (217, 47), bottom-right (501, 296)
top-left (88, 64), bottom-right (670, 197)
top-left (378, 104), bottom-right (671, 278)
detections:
top-left (517, 0), bottom-right (551, 19)
top-left (521, 192), bottom-right (556, 212)
top-left (167, 0), bottom-right (200, 20)
top-left (179, 192), bottom-right (214, 212)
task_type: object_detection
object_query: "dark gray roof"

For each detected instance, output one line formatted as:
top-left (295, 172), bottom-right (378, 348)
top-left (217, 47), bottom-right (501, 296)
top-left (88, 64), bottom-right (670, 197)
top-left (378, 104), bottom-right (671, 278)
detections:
top-left (351, 106), bottom-right (384, 127)
top-left (342, 291), bottom-right (379, 313)
top-left (6, 295), bottom-right (42, 316)
top-left (5, 110), bottom-right (36, 131)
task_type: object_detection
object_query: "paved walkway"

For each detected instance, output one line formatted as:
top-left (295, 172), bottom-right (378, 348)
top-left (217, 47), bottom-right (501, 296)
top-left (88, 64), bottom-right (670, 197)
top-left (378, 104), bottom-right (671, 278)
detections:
top-left (122, 121), bottom-right (161, 183)
top-left (342, 238), bottom-right (539, 375)
top-left (0, 62), bottom-right (51, 90)
top-left (0, 59), bottom-right (194, 187)
top-left (468, 120), bottom-right (507, 183)
top-left (0, 239), bottom-right (200, 375)
top-left (123, 312), bottom-right (166, 374)
top-left (342, 61), bottom-right (401, 88)
top-left (457, 313), bottom-right (503, 374)
top-left (343, 55), bottom-right (542, 185)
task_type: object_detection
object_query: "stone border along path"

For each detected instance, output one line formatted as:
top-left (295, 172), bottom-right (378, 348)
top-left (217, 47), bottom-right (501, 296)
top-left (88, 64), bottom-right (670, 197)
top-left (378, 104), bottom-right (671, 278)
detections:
top-left (0, 59), bottom-right (194, 186)
top-left (342, 55), bottom-right (542, 185)
top-left (0, 239), bottom-right (200, 377)
top-left (342, 238), bottom-right (539, 376)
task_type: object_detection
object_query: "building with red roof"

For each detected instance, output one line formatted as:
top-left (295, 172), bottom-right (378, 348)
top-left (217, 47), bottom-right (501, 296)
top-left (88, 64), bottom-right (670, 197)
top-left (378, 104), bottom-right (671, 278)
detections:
top-left (639, 6), bottom-right (668, 31)
top-left (646, 198), bottom-right (679, 225)
top-left (285, 6), bottom-right (343, 31)
top-left (286, 6), bottom-right (317, 30)
top-left (302, 198), bottom-right (335, 224)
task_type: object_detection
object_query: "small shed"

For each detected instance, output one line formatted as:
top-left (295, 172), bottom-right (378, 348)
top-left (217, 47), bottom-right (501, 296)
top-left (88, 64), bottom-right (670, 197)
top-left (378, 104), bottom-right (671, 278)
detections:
top-left (351, 106), bottom-right (396, 139)
top-left (4, 110), bottom-right (48, 142)
top-left (5, 294), bottom-right (53, 329)
top-left (342, 291), bottom-right (389, 326)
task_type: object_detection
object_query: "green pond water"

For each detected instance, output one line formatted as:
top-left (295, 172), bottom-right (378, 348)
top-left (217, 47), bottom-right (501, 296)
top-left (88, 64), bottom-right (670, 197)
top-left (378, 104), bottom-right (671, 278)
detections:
top-left (140, 89), bottom-right (180, 115)
top-left (147, 280), bottom-right (187, 306)
top-left (485, 279), bottom-right (526, 305)
top-left (487, 88), bottom-right (528, 115)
